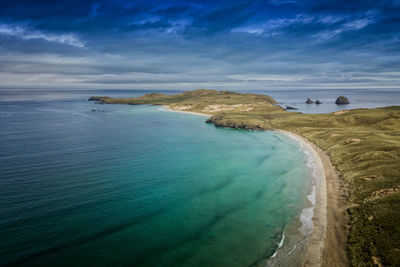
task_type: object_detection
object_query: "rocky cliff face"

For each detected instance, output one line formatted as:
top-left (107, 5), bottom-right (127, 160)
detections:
top-left (205, 116), bottom-right (264, 130)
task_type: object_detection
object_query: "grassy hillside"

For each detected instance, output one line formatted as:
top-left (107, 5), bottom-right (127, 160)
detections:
top-left (90, 89), bottom-right (279, 114)
top-left (92, 89), bottom-right (400, 266)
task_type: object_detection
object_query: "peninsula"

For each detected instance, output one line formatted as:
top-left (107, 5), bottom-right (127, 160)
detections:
top-left (91, 89), bottom-right (400, 266)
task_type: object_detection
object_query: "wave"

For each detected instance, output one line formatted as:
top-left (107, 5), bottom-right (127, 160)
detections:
top-left (295, 132), bottom-right (318, 236)
top-left (278, 232), bottom-right (285, 248)
top-left (299, 205), bottom-right (314, 236)
top-left (270, 231), bottom-right (285, 258)
top-left (287, 244), bottom-right (297, 256)
top-left (267, 132), bottom-right (319, 265)
top-left (299, 194), bottom-right (316, 236)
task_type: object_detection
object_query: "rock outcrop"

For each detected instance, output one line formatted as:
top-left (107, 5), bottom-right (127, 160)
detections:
top-left (335, 96), bottom-right (350, 104)
top-left (88, 96), bottom-right (111, 101)
top-left (305, 98), bottom-right (314, 104)
top-left (205, 117), bottom-right (264, 130)
top-left (286, 106), bottom-right (298, 110)
top-left (315, 100), bottom-right (321, 104)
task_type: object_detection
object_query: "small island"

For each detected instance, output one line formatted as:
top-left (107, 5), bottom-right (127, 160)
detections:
top-left (305, 98), bottom-right (314, 104)
top-left (91, 89), bottom-right (400, 266)
top-left (336, 96), bottom-right (350, 104)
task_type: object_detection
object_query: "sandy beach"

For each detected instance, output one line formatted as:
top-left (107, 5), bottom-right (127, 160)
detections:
top-left (163, 105), bottom-right (211, 117)
top-left (164, 107), bottom-right (348, 266)
top-left (277, 130), bottom-right (348, 267)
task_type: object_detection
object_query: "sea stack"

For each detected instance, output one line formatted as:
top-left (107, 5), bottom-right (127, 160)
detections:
top-left (315, 100), bottom-right (321, 104)
top-left (305, 98), bottom-right (314, 104)
top-left (335, 96), bottom-right (350, 104)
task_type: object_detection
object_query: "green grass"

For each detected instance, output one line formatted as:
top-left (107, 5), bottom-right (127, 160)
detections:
top-left (92, 90), bottom-right (400, 266)
top-left (91, 89), bottom-right (278, 109)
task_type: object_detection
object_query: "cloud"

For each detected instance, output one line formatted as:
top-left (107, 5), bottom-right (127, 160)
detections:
top-left (314, 16), bottom-right (376, 41)
top-left (0, 0), bottom-right (399, 90)
top-left (231, 14), bottom-right (315, 36)
top-left (0, 24), bottom-right (84, 47)
top-left (230, 11), bottom-right (376, 40)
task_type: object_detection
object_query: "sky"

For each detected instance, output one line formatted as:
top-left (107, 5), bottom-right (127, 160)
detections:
top-left (0, 0), bottom-right (399, 91)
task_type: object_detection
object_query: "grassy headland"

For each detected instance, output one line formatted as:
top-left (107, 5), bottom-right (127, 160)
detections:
top-left (91, 89), bottom-right (400, 266)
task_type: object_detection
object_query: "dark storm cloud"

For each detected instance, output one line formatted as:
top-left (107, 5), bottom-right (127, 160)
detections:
top-left (0, 0), bottom-right (399, 89)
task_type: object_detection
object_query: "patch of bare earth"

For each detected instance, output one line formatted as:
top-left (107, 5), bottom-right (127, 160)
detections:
top-left (171, 105), bottom-right (193, 111)
top-left (345, 138), bottom-right (363, 144)
top-left (334, 110), bottom-right (350, 115)
top-left (365, 184), bottom-right (400, 202)
top-left (202, 104), bottom-right (253, 112)
top-left (364, 175), bottom-right (378, 181)
top-left (372, 256), bottom-right (384, 267)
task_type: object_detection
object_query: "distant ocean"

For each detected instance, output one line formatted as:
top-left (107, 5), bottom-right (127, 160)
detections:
top-left (0, 89), bottom-right (398, 266)
top-left (259, 89), bottom-right (400, 114)
top-left (1, 88), bottom-right (399, 113)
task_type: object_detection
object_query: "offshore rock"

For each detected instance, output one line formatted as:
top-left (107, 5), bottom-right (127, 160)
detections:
top-left (305, 98), bottom-right (314, 104)
top-left (335, 96), bottom-right (350, 104)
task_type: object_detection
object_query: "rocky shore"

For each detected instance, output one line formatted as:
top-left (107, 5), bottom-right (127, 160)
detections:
top-left (205, 116), bottom-right (264, 130)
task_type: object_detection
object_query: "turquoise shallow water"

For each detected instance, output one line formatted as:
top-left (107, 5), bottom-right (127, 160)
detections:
top-left (0, 96), bottom-right (312, 266)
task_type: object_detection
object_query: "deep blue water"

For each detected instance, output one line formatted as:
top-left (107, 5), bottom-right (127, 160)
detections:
top-left (0, 92), bottom-right (313, 266)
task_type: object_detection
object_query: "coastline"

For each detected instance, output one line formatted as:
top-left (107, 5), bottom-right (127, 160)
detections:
top-left (276, 130), bottom-right (348, 267)
top-left (276, 130), bottom-right (327, 266)
top-left (92, 90), bottom-right (400, 266)
top-left (162, 107), bottom-right (347, 266)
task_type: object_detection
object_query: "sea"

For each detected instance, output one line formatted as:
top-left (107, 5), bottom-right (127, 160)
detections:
top-left (0, 89), bottom-right (399, 266)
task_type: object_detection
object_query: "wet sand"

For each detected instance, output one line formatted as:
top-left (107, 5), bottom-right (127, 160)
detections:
top-left (278, 130), bottom-right (348, 267)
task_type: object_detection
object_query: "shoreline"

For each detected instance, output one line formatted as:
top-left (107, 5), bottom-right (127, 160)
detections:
top-left (276, 130), bottom-right (327, 266)
top-left (276, 130), bottom-right (348, 266)
top-left (163, 107), bottom-right (347, 266)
